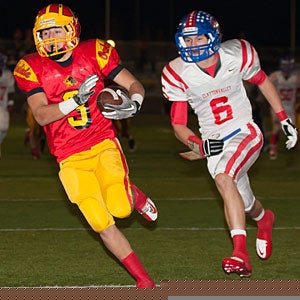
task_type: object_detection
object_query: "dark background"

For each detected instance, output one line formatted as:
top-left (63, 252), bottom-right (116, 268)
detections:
top-left (0, 0), bottom-right (299, 47)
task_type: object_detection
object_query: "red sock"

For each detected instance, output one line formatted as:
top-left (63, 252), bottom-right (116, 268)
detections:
top-left (131, 184), bottom-right (147, 211)
top-left (270, 133), bottom-right (278, 146)
top-left (120, 251), bottom-right (155, 288)
top-left (31, 147), bottom-right (40, 159)
top-left (257, 210), bottom-right (274, 240)
top-left (232, 234), bottom-right (251, 270)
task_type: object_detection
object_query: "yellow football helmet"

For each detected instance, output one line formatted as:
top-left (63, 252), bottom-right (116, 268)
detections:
top-left (33, 4), bottom-right (81, 58)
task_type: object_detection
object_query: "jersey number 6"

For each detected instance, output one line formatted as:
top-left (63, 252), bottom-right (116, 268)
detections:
top-left (210, 96), bottom-right (233, 125)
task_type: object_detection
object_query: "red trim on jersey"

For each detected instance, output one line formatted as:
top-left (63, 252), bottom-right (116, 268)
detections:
top-left (247, 70), bottom-right (267, 85)
top-left (164, 64), bottom-right (189, 90)
top-left (225, 123), bottom-right (263, 180)
top-left (239, 40), bottom-right (248, 72)
top-left (111, 138), bottom-right (133, 208)
top-left (161, 85), bottom-right (170, 100)
top-left (161, 72), bottom-right (183, 91)
top-left (170, 101), bottom-right (188, 125)
top-left (248, 44), bottom-right (255, 68)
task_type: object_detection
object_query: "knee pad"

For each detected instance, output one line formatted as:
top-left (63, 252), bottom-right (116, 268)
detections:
top-left (237, 174), bottom-right (255, 212)
top-left (59, 167), bottom-right (115, 232)
top-left (78, 198), bottom-right (115, 232)
top-left (106, 183), bottom-right (132, 218)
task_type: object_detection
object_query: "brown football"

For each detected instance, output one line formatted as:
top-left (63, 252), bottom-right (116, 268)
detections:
top-left (96, 86), bottom-right (127, 112)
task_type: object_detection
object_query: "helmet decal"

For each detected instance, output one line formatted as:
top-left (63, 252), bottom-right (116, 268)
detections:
top-left (175, 10), bottom-right (222, 63)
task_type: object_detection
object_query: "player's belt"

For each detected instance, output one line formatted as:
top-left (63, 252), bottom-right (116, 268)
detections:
top-left (223, 128), bottom-right (241, 141)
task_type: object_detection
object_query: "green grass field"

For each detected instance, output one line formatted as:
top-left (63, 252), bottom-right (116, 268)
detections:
top-left (0, 111), bottom-right (299, 287)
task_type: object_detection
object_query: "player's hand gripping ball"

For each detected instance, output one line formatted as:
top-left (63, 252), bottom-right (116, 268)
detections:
top-left (96, 86), bottom-right (127, 112)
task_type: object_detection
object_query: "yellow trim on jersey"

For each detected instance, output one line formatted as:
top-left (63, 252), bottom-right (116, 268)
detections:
top-left (95, 39), bottom-right (113, 70)
top-left (13, 59), bottom-right (38, 82)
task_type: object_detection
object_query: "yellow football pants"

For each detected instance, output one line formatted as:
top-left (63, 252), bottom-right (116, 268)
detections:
top-left (59, 138), bottom-right (134, 232)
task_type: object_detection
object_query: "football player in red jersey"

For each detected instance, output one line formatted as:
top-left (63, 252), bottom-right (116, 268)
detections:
top-left (14, 4), bottom-right (156, 288)
top-left (162, 10), bottom-right (298, 278)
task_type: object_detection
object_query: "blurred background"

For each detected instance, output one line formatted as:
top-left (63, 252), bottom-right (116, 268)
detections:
top-left (0, 0), bottom-right (299, 286)
top-left (0, 0), bottom-right (299, 114)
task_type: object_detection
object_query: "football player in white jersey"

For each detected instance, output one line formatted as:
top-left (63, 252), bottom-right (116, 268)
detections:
top-left (0, 53), bottom-right (15, 157)
top-left (161, 10), bottom-right (298, 278)
top-left (268, 55), bottom-right (300, 159)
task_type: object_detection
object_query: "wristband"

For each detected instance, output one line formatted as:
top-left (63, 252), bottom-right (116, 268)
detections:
top-left (131, 93), bottom-right (143, 106)
top-left (276, 110), bottom-right (288, 121)
top-left (58, 97), bottom-right (79, 115)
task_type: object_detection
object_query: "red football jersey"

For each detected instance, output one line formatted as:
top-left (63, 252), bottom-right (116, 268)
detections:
top-left (14, 39), bottom-right (119, 162)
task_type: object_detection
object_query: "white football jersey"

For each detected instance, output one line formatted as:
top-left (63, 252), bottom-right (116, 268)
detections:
top-left (0, 68), bottom-right (15, 141)
top-left (0, 68), bottom-right (15, 110)
top-left (162, 39), bottom-right (261, 140)
top-left (269, 70), bottom-right (300, 120)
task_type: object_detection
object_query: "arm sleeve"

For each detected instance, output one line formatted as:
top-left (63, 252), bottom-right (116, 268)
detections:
top-left (247, 69), bottom-right (267, 85)
top-left (170, 101), bottom-right (188, 126)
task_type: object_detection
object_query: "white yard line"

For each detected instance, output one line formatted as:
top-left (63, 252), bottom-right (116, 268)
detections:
top-left (0, 226), bottom-right (299, 232)
top-left (0, 196), bottom-right (299, 202)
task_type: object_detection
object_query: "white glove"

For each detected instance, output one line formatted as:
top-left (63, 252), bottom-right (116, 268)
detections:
top-left (102, 89), bottom-right (141, 120)
top-left (281, 118), bottom-right (298, 149)
top-left (73, 74), bottom-right (99, 105)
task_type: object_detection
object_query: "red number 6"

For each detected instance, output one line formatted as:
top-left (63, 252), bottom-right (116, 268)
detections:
top-left (210, 96), bottom-right (233, 125)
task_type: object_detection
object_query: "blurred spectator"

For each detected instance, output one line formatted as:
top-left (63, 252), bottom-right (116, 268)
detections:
top-left (113, 119), bottom-right (136, 152)
top-left (138, 31), bottom-right (156, 73)
top-left (23, 103), bottom-right (46, 160)
top-left (23, 29), bottom-right (35, 54)
top-left (0, 53), bottom-right (15, 157)
top-left (268, 54), bottom-right (300, 159)
top-left (243, 81), bottom-right (269, 151)
top-left (7, 28), bottom-right (35, 70)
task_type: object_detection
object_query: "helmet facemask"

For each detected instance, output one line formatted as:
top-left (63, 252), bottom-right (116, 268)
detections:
top-left (33, 4), bottom-right (80, 58)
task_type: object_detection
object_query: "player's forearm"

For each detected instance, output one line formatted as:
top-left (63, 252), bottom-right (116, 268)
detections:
top-left (258, 76), bottom-right (284, 113)
top-left (36, 104), bottom-right (69, 126)
top-left (113, 68), bottom-right (145, 105)
top-left (173, 124), bottom-right (196, 145)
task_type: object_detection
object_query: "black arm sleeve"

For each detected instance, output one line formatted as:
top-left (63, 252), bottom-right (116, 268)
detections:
top-left (107, 64), bottom-right (124, 80)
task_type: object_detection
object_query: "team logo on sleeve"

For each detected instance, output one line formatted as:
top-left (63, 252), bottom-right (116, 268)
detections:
top-left (13, 59), bottom-right (38, 82)
top-left (96, 39), bottom-right (112, 69)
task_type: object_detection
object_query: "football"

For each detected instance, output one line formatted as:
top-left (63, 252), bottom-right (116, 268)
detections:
top-left (96, 86), bottom-right (127, 112)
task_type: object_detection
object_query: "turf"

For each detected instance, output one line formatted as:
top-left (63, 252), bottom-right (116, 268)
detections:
top-left (0, 111), bottom-right (299, 287)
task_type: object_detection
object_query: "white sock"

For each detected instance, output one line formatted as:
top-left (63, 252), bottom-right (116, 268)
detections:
top-left (230, 229), bottom-right (246, 238)
top-left (252, 209), bottom-right (265, 221)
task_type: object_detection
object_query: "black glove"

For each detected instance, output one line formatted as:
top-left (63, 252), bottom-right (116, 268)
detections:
top-left (187, 135), bottom-right (224, 158)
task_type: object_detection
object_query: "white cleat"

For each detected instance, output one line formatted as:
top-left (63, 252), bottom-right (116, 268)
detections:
top-left (138, 198), bottom-right (158, 222)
